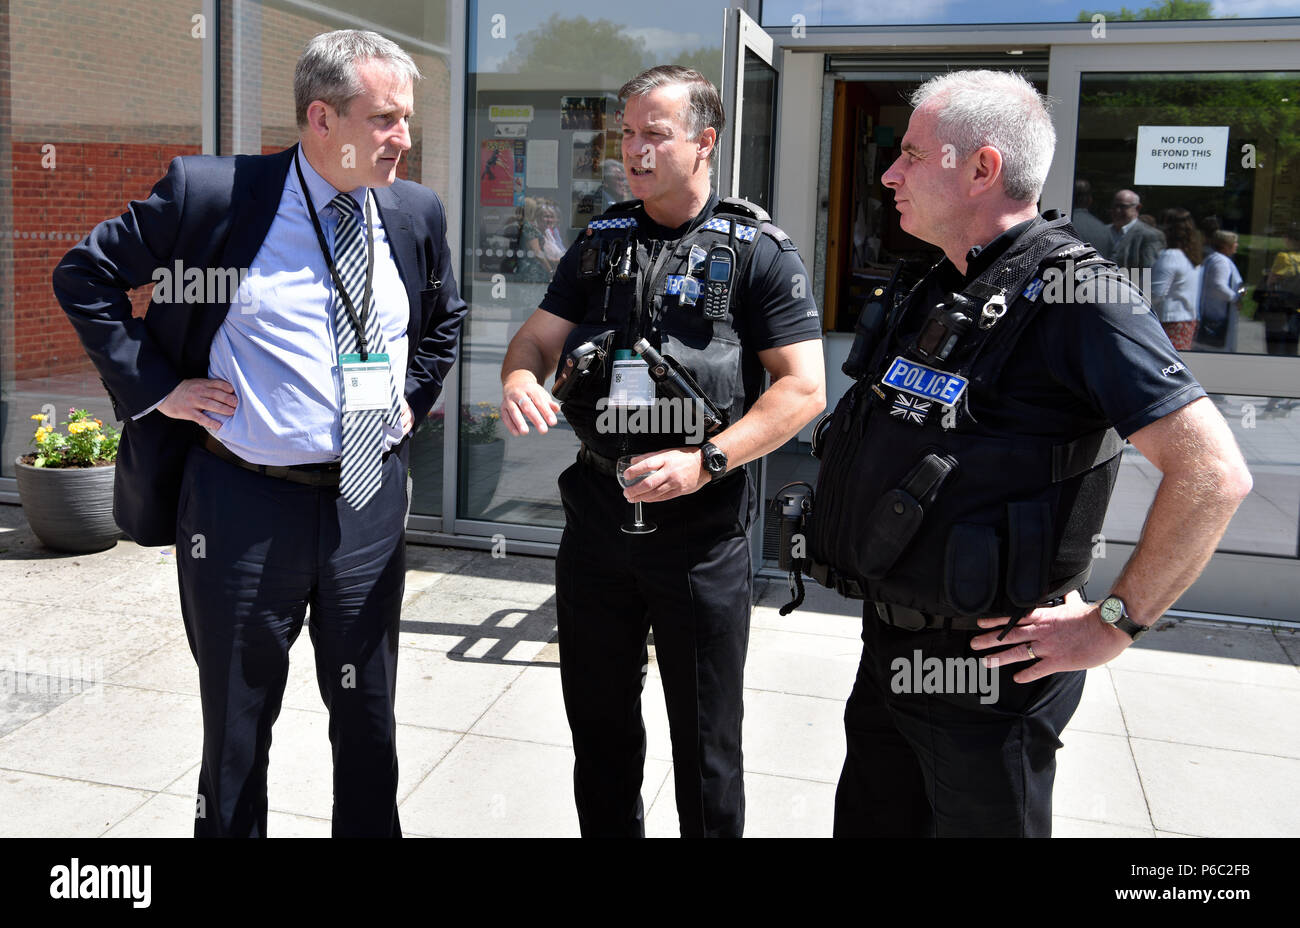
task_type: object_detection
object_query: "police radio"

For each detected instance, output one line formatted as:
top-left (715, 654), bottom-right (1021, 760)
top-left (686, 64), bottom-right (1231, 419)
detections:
top-left (701, 245), bottom-right (736, 320)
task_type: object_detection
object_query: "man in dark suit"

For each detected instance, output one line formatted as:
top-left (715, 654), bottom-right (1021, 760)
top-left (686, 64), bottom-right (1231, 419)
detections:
top-left (52, 30), bottom-right (466, 837)
top-left (1105, 188), bottom-right (1165, 282)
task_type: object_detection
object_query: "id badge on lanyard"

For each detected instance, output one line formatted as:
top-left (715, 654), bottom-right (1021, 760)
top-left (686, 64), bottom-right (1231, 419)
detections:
top-left (608, 349), bottom-right (655, 406)
top-left (340, 352), bottom-right (392, 411)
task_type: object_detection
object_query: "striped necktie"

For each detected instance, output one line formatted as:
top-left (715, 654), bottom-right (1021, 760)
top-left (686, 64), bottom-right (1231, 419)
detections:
top-left (329, 192), bottom-right (401, 510)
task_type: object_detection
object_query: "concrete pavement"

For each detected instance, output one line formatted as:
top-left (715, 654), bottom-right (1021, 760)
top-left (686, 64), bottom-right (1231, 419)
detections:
top-left (1, 502), bottom-right (1297, 837)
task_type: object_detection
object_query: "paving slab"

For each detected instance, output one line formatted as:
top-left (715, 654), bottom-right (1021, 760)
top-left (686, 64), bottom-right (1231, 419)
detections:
top-left (1132, 738), bottom-right (1300, 837)
top-left (262, 709), bottom-right (461, 819)
top-left (400, 734), bottom-right (672, 837)
top-left (469, 664), bottom-right (571, 747)
top-left (743, 627), bottom-right (861, 701)
top-left (1112, 669), bottom-right (1300, 758)
top-left (1068, 666), bottom-right (1128, 737)
top-left (1054, 730), bottom-right (1152, 830)
top-left (105, 637), bottom-right (199, 697)
top-left (1052, 816), bottom-right (1156, 838)
top-left (1118, 620), bottom-right (1300, 689)
top-left (0, 683), bottom-right (202, 791)
top-left (741, 689), bottom-right (846, 784)
top-left (0, 768), bottom-right (151, 837)
top-left (0, 601), bottom-right (184, 684)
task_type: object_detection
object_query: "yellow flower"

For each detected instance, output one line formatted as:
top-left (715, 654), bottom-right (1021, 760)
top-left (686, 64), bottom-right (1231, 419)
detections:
top-left (85, 420), bottom-right (101, 431)
top-left (68, 422), bottom-right (83, 434)
top-left (30, 414), bottom-right (45, 421)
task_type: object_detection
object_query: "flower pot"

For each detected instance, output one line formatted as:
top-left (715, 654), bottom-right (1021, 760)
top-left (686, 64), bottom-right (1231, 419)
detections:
top-left (14, 457), bottom-right (122, 553)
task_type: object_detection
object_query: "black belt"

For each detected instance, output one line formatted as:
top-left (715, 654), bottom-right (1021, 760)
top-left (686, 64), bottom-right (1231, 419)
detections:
top-left (577, 444), bottom-right (618, 478)
top-left (874, 602), bottom-right (981, 632)
top-left (201, 434), bottom-right (405, 488)
top-left (873, 596), bottom-right (1068, 632)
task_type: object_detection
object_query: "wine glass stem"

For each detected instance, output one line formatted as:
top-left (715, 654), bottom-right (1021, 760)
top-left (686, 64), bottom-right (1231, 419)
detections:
top-left (633, 501), bottom-right (645, 526)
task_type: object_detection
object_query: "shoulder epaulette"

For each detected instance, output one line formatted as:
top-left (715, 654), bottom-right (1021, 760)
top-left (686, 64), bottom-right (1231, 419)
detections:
top-left (760, 221), bottom-right (799, 252)
top-left (716, 196), bottom-right (771, 224)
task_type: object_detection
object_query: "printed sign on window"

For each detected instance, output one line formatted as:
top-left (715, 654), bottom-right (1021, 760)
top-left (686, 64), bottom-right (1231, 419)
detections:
top-left (1133, 126), bottom-right (1229, 187)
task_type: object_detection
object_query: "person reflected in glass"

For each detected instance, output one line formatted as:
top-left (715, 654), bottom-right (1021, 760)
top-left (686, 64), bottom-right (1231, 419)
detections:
top-left (1262, 224), bottom-right (1300, 356)
top-left (1196, 230), bottom-right (1244, 353)
top-left (539, 200), bottom-right (567, 266)
top-left (1151, 207), bottom-right (1203, 351)
top-left (1069, 179), bottom-right (1108, 251)
top-left (1105, 189), bottom-right (1164, 285)
top-left (516, 196), bottom-right (553, 282)
top-left (599, 158), bottom-right (631, 213)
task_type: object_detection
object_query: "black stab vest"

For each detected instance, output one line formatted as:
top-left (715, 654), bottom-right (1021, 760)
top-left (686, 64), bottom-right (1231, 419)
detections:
top-left (807, 215), bottom-right (1137, 616)
top-left (556, 197), bottom-right (776, 459)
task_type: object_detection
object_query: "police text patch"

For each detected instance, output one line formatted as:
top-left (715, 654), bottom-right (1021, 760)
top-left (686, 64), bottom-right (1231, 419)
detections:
top-left (881, 357), bottom-right (969, 406)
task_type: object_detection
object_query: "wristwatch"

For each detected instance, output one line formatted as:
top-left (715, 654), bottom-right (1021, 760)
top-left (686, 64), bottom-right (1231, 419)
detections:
top-left (1098, 595), bottom-right (1148, 641)
top-left (700, 441), bottom-right (728, 481)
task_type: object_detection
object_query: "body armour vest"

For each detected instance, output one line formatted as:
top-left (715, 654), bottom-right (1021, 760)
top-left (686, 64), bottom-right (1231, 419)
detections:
top-left (555, 196), bottom-right (786, 459)
top-left (807, 214), bottom-right (1135, 617)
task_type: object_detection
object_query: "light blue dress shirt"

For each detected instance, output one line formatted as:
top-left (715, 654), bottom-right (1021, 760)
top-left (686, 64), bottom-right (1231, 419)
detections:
top-left (204, 148), bottom-right (409, 465)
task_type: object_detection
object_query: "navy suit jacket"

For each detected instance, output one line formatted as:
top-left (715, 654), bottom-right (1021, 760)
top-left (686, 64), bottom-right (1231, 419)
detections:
top-left (52, 145), bottom-right (467, 545)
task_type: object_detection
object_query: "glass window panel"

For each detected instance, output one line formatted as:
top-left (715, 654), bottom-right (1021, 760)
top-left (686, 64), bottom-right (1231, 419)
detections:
top-left (460, 0), bottom-right (727, 526)
top-left (1101, 394), bottom-right (1300, 559)
top-left (738, 49), bottom-right (776, 213)
top-left (760, 1), bottom-right (1300, 28)
top-left (1073, 71), bottom-right (1300, 357)
top-left (223, 0), bottom-right (455, 516)
top-left (2, 0), bottom-right (203, 477)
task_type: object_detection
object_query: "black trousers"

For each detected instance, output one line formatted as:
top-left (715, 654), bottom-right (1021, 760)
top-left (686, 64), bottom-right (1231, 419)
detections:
top-left (175, 443), bottom-right (407, 838)
top-left (834, 604), bottom-right (1084, 837)
top-left (555, 459), bottom-right (756, 838)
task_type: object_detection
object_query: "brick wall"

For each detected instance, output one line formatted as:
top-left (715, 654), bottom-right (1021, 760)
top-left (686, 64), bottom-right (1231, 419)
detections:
top-left (5, 0), bottom-right (455, 381)
top-left (6, 0), bottom-right (203, 378)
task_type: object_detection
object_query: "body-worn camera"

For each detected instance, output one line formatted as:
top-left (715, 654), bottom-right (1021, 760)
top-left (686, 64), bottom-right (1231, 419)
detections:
top-left (912, 292), bottom-right (977, 365)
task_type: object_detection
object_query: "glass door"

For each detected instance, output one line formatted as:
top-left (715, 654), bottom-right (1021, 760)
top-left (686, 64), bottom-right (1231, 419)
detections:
top-left (718, 7), bottom-right (780, 566)
top-left (1048, 41), bottom-right (1300, 620)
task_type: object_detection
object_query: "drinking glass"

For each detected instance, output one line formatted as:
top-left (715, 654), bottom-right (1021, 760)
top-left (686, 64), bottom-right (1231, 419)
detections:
top-left (616, 455), bottom-right (657, 535)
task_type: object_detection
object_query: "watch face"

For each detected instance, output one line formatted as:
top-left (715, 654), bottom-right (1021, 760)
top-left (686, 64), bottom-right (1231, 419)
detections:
top-left (1100, 597), bottom-right (1123, 624)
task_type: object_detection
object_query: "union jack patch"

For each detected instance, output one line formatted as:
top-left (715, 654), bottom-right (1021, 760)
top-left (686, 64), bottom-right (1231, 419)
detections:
top-left (890, 394), bottom-right (931, 424)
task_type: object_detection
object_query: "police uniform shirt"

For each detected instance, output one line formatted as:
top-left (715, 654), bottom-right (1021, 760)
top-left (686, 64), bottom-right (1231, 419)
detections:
top-left (900, 218), bottom-right (1206, 441)
top-left (540, 194), bottom-right (823, 411)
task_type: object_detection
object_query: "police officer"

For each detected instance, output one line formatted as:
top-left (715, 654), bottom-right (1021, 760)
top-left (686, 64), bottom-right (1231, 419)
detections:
top-left (500, 66), bottom-right (824, 838)
top-left (808, 71), bottom-right (1251, 837)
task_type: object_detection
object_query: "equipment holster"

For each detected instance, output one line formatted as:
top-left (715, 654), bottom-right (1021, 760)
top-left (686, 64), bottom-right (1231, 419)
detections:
top-left (859, 451), bottom-right (957, 579)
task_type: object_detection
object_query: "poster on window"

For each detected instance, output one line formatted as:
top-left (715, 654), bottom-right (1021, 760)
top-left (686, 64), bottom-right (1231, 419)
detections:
top-left (1133, 126), bottom-right (1230, 187)
top-left (480, 139), bottom-right (522, 206)
top-left (571, 131), bottom-right (603, 181)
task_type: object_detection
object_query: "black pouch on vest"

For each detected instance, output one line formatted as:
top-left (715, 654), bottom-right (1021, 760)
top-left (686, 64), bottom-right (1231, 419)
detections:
top-left (945, 523), bottom-right (1000, 615)
top-left (1006, 499), bottom-right (1053, 607)
top-left (858, 451), bottom-right (957, 580)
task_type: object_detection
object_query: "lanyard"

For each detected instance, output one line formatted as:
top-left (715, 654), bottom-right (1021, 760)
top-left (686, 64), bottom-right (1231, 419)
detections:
top-left (295, 150), bottom-right (376, 359)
